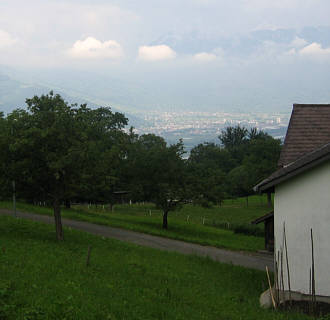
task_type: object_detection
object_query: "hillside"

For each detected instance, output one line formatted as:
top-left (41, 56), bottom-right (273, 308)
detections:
top-left (0, 214), bottom-right (309, 320)
top-left (0, 69), bottom-right (147, 128)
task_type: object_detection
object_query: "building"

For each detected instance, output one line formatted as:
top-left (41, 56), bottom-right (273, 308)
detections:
top-left (251, 211), bottom-right (274, 252)
top-left (255, 104), bottom-right (330, 300)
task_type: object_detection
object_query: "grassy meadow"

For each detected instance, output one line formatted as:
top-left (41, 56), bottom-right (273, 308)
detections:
top-left (0, 214), bottom-right (312, 320)
top-left (0, 195), bottom-right (272, 252)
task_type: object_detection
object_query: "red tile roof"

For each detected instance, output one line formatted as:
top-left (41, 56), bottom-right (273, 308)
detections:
top-left (278, 104), bottom-right (330, 167)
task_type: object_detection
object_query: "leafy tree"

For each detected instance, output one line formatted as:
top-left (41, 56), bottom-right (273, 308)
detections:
top-left (226, 165), bottom-right (254, 206)
top-left (218, 125), bottom-right (248, 149)
top-left (187, 143), bottom-right (229, 206)
top-left (123, 133), bottom-right (168, 202)
top-left (243, 133), bottom-right (281, 183)
top-left (125, 134), bottom-right (186, 229)
top-left (189, 142), bottom-right (235, 172)
top-left (76, 106), bottom-right (128, 209)
top-left (186, 164), bottom-right (225, 207)
top-left (151, 140), bottom-right (186, 229)
top-left (5, 92), bottom-right (128, 240)
top-left (218, 126), bottom-right (281, 201)
top-left (0, 112), bottom-right (12, 199)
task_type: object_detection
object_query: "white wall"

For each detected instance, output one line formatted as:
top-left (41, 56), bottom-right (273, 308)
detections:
top-left (274, 160), bottom-right (330, 297)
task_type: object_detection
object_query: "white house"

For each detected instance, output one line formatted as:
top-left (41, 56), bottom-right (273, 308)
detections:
top-left (255, 104), bottom-right (330, 301)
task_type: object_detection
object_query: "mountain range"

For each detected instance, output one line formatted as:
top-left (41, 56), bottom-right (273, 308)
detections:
top-left (1, 26), bottom-right (330, 117)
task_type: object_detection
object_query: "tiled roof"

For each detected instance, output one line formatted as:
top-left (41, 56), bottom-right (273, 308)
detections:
top-left (254, 142), bottom-right (330, 193)
top-left (278, 104), bottom-right (330, 167)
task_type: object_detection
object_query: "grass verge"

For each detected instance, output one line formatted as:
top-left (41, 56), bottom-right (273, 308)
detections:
top-left (0, 215), bottom-right (312, 320)
top-left (0, 200), bottom-right (264, 252)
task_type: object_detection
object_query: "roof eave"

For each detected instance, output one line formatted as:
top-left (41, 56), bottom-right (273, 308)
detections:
top-left (254, 153), bottom-right (330, 193)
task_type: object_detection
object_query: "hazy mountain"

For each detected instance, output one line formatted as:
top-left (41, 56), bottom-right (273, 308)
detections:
top-left (151, 26), bottom-right (330, 56)
top-left (1, 26), bottom-right (330, 116)
top-left (0, 73), bottom-right (49, 113)
top-left (0, 69), bottom-right (147, 127)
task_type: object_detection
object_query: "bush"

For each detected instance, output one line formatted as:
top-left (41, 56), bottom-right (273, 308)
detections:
top-left (233, 224), bottom-right (264, 237)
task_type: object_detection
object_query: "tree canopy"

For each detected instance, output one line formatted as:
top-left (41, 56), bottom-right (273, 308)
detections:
top-left (0, 93), bottom-right (282, 235)
top-left (1, 92), bottom-right (128, 239)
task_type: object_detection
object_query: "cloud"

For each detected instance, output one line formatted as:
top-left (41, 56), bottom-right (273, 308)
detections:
top-left (193, 52), bottom-right (217, 62)
top-left (138, 45), bottom-right (176, 61)
top-left (286, 48), bottom-right (297, 55)
top-left (0, 30), bottom-right (17, 48)
top-left (299, 42), bottom-right (330, 58)
top-left (69, 37), bottom-right (123, 59)
top-left (291, 36), bottom-right (308, 48)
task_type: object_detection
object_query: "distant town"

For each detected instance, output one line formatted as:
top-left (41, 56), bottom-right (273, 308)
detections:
top-left (133, 111), bottom-right (290, 153)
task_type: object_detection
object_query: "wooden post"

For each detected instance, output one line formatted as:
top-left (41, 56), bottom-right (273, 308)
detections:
top-left (53, 198), bottom-right (63, 241)
top-left (311, 228), bottom-right (316, 313)
top-left (280, 250), bottom-right (284, 298)
top-left (86, 246), bottom-right (92, 267)
top-left (275, 251), bottom-right (280, 304)
top-left (12, 180), bottom-right (16, 218)
top-left (283, 223), bottom-right (291, 303)
top-left (266, 266), bottom-right (277, 309)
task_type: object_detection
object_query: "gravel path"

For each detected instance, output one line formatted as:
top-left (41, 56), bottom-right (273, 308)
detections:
top-left (0, 209), bottom-right (274, 272)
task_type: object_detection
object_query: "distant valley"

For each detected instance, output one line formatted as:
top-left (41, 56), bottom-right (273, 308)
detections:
top-left (0, 68), bottom-right (290, 154)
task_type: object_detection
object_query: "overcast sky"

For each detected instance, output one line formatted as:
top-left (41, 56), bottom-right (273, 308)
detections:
top-left (0, 0), bottom-right (329, 65)
top-left (1, 0), bottom-right (330, 113)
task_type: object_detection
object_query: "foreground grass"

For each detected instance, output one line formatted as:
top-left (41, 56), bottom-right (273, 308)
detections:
top-left (0, 200), bottom-right (264, 252)
top-left (0, 215), bottom-right (310, 320)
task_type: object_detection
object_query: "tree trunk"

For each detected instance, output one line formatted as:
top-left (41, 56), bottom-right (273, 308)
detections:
top-left (65, 199), bottom-right (71, 209)
top-left (162, 210), bottom-right (168, 229)
top-left (54, 198), bottom-right (64, 241)
top-left (267, 192), bottom-right (272, 208)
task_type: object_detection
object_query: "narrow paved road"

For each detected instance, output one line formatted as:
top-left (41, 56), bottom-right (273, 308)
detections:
top-left (0, 209), bottom-right (274, 272)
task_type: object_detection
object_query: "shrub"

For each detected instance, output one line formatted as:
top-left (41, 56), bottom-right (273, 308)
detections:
top-left (233, 224), bottom-right (264, 237)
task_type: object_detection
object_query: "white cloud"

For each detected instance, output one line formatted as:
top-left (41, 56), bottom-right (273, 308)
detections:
top-left (299, 42), bottom-right (330, 58)
top-left (291, 36), bottom-right (308, 48)
top-left (69, 37), bottom-right (123, 59)
top-left (138, 45), bottom-right (176, 61)
top-left (194, 52), bottom-right (217, 62)
top-left (0, 30), bottom-right (17, 48)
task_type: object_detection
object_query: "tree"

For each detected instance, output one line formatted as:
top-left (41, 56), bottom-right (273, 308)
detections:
top-left (218, 125), bottom-right (248, 149)
top-left (187, 143), bottom-right (229, 206)
top-left (189, 142), bottom-right (235, 172)
top-left (186, 164), bottom-right (225, 207)
top-left (0, 112), bottom-right (12, 199)
top-left (226, 165), bottom-right (254, 206)
top-left (151, 141), bottom-right (186, 229)
top-left (218, 126), bottom-right (281, 201)
top-left (6, 92), bottom-right (128, 240)
top-left (124, 134), bottom-right (186, 229)
top-left (243, 134), bottom-right (281, 183)
top-left (76, 106), bottom-right (128, 209)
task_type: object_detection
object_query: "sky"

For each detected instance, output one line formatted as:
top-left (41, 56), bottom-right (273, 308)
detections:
top-left (1, 0), bottom-right (330, 113)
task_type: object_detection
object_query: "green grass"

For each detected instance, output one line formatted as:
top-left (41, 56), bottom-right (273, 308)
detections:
top-left (0, 195), bottom-right (273, 252)
top-left (0, 199), bottom-right (266, 252)
top-left (0, 215), bottom-right (311, 320)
